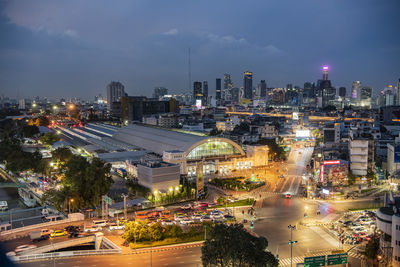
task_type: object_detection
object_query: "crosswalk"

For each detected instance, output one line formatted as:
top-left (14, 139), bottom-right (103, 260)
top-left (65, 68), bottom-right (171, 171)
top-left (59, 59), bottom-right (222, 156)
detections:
top-left (278, 251), bottom-right (364, 266)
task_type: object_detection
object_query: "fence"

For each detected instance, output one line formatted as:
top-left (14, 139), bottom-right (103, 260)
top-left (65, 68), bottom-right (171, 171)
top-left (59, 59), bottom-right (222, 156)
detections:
top-left (11, 248), bottom-right (122, 262)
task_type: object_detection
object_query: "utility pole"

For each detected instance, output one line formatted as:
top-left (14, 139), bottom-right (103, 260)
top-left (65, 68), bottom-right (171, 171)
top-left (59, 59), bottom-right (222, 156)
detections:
top-left (122, 194), bottom-right (127, 219)
top-left (288, 225), bottom-right (297, 267)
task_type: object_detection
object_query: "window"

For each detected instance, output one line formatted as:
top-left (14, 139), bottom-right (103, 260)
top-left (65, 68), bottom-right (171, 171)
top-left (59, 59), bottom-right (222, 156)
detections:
top-left (187, 140), bottom-right (242, 159)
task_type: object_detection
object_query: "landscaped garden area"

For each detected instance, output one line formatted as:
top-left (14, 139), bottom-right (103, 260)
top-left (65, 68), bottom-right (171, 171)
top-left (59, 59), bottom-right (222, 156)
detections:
top-left (209, 177), bottom-right (265, 191)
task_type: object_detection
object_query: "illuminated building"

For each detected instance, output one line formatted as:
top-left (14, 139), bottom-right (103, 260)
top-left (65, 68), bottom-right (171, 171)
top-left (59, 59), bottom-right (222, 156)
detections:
top-left (351, 81), bottom-right (362, 105)
top-left (243, 71), bottom-right (253, 100)
top-left (203, 81), bottom-right (208, 105)
top-left (216, 78), bottom-right (222, 102)
top-left (113, 123), bottom-right (269, 182)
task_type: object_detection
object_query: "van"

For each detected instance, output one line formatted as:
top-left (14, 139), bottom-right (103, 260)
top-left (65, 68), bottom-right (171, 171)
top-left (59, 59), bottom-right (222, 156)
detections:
top-left (92, 220), bottom-right (107, 227)
top-left (43, 215), bottom-right (63, 222)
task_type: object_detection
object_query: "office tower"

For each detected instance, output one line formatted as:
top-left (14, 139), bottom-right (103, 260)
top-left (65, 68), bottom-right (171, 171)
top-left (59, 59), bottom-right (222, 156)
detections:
top-left (243, 71), bottom-right (253, 99)
top-left (360, 86), bottom-right (372, 108)
top-left (317, 66), bottom-right (335, 108)
top-left (322, 65), bottom-right (329, 80)
top-left (231, 87), bottom-right (240, 103)
top-left (121, 96), bottom-right (178, 122)
top-left (397, 79), bottom-right (400, 105)
top-left (259, 80), bottom-right (267, 98)
top-left (106, 81), bottom-right (125, 111)
top-left (339, 87), bottom-right (346, 98)
top-left (193, 81), bottom-right (203, 103)
top-left (351, 81), bottom-right (362, 105)
top-left (216, 78), bottom-right (222, 101)
top-left (153, 87), bottom-right (168, 100)
top-left (202, 81), bottom-right (208, 105)
top-left (223, 74), bottom-right (233, 101)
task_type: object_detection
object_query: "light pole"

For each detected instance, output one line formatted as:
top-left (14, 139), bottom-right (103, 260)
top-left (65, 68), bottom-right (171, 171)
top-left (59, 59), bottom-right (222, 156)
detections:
top-left (68, 198), bottom-right (74, 214)
top-left (288, 225), bottom-right (297, 267)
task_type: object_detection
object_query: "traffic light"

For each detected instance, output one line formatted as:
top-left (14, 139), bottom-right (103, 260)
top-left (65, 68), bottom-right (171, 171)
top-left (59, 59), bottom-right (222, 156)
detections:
top-left (250, 221), bottom-right (254, 229)
top-left (288, 240), bottom-right (298, 244)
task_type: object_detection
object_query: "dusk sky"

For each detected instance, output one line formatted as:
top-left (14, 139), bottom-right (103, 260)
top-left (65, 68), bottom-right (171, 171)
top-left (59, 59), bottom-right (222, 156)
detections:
top-left (0, 0), bottom-right (399, 99)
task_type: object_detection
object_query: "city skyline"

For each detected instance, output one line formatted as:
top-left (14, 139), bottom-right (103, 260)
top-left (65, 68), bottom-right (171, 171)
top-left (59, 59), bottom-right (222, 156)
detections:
top-left (1, 0), bottom-right (400, 99)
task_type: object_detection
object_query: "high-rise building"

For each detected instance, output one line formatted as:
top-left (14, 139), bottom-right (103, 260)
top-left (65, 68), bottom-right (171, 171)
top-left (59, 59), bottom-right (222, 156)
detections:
top-left (360, 86), bottom-right (372, 108)
top-left (338, 87), bottom-right (346, 98)
top-left (243, 71), bottom-right (253, 100)
top-left (396, 79), bottom-right (400, 105)
top-left (203, 81), bottom-right (208, 105)
top-left (216, 78), bottom-right (222, 101)
top-left (259, 80), bottom-right (267, 98)
top-left (153, 87), bottom-right (168, 100)
top-left (322, 65), bottom-right (329, 80)
top-left (351, 81), bottom-right (362, 105)
top-left (106, 81), bottom-right (125, 111)
top-left (223, 74), bottom-right (232, 101)
top-left (121, 96), bottom-right (178, 122)
top-left (193, 81), bottom-right (203, 104)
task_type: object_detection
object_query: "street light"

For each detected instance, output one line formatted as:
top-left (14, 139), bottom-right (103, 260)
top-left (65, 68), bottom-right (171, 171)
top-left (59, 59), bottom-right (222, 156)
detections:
top-left (69, 198), bottom-right (74, 214)
top-left (288, 225), bottom-right (297, 267)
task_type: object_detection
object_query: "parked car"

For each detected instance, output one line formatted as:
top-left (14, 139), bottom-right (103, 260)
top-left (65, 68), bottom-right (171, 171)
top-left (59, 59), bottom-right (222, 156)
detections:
top-left (161, 220), bottom-right (175, 226)
top-left (198, 202), bottom-right (209, 207)
top-left (191, 214), bottom-right (202, 221)
top-left (14, 244), bottom-right (37, 253)
top-left (200, 216), bottom-right (212, 222)
top-left (84, 226), bottom-right (102, 232)
top-left (179, 218), bottom-right (194, 225)
top-left (180, 204), bottom-right (192, 210)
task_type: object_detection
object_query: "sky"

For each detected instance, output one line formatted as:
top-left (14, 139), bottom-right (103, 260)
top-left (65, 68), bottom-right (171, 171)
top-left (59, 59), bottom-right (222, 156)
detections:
top-left (0, 0), bottom-right (399, 100)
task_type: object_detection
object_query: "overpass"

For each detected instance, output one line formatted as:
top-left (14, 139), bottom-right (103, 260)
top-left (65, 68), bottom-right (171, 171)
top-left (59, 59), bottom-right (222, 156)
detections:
top-left (0, 182), bottom-right (27, 188)
top-left (226, 111), bottom-right (374, 123)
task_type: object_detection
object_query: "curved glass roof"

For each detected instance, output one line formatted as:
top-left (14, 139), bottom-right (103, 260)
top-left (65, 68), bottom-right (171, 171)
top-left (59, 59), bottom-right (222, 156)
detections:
top-left (187, 140), bottom-right (242, 160)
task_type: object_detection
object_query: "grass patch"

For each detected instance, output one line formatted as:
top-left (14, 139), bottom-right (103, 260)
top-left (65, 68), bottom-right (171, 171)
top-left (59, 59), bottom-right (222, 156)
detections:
top-left (348, 207), bottom-right (381, 212)
top-left (130, 234), bottom-right (204, 249)
top-left (213, 198), bottom-right (254, 208)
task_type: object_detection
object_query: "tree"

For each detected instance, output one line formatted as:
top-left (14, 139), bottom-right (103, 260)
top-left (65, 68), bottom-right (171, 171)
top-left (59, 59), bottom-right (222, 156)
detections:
top-left (52, 147), bottom-right (73, 163)
top-left (202, 223), bottom-right (278, 267)
top-left (64, 155), bottom-right (113, 208)
top-left (164, 225), bottom-right (183, 239)
top-left (363, 236), bottom-right (379, 265)
top-left (256, 138), bottom-right (286, 161)
top-left (40, 132), bottom-right (60, 146)
top-left (149, 222), bottom-right (163, 241)
top-left (123, 220), bottom-right (150, 242)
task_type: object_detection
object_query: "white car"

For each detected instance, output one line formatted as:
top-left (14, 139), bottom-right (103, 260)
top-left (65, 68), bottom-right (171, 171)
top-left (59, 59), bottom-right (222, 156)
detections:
top-left (174, 215), bottom-right (186, 222)
top-left (191, 214), bottom-right (202, 221)
top-left (14, 244), bottom-right (37, 253)
top-left (200, 216), bottom-right (212, 222)
top-left (179, 218), bottom-right (194, 225)
top-left (109, 224), bottom-right (125, 230)
top-left (84, 226), bottom-right (102, 232)
top-left (161, 220), bottom-right (176, 226)
top-left (211, 214), bottom-right (224, 220)
top-left (180, 204), bottom-right (192, 210)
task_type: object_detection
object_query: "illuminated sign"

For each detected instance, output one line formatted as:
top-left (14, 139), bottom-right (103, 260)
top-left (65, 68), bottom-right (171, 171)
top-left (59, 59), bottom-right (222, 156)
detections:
top-left (195, 99), bottom-right (202, 109)
top-left (292, 112), bottom-right (299, 120)
top-left (296, 130), bottom-right (310, 137)
top-left (323, 160), bottom-right (340, 165)
top-left (322, 189), bottom-right (329, 195)
top-left (320, 165), bottom-right (324, 182)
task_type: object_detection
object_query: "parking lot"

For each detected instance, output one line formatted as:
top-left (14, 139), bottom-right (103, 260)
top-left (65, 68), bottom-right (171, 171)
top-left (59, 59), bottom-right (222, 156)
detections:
top-left (331, 210), bottom-right (378, 246)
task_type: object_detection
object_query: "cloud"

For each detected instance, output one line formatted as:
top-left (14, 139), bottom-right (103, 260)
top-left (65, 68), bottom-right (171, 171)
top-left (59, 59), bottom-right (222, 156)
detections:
top-left (63, 29), bottom-right (78, 38)
top-left (263, 44), bottom-right (281, 54)
top-left (163, 28), bottom-right (178, 35)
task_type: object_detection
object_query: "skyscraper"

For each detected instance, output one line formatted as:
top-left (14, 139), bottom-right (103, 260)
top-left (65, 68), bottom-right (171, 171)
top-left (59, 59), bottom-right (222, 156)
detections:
top-left (216, 78), bottom-right (222, 102)
top-left (317, 66), bottom-right (335, 108)
top-left (243, 71), bottom-right (253, 99)
top-left (338, 87), bottom-right (346, 98)
top-left (106, 81), bottom-right (125, 111)
top-left (193, 81), bottom-right (202, 102)
top-left (351, 81), bottom-right (362, 105)
top-left (223, 74), bottom-right (232, 101)
top-left (203, 81), bottom-right (208, 105)
top-left (396, 79), bottom-right (400, 105)
top-left (259, 80), bottom-right (267, 98)
top-left (153, 87), bottom-right (168, 99)
top-left (360, 86), bottom-right (372, 108)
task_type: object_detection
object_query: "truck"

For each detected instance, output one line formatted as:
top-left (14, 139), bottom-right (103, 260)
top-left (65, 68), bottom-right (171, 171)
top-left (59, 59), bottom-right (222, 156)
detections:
top-left (29, 229), bottom-right (52, 242)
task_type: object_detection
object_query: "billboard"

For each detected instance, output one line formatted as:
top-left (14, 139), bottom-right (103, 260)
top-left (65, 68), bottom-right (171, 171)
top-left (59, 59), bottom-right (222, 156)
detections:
top-left (395, 146), bottom-right (400, 163)
top-left (320, 160), bottom-right (349, 185)
top-left (195, 99), bottom-right (202, 109)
